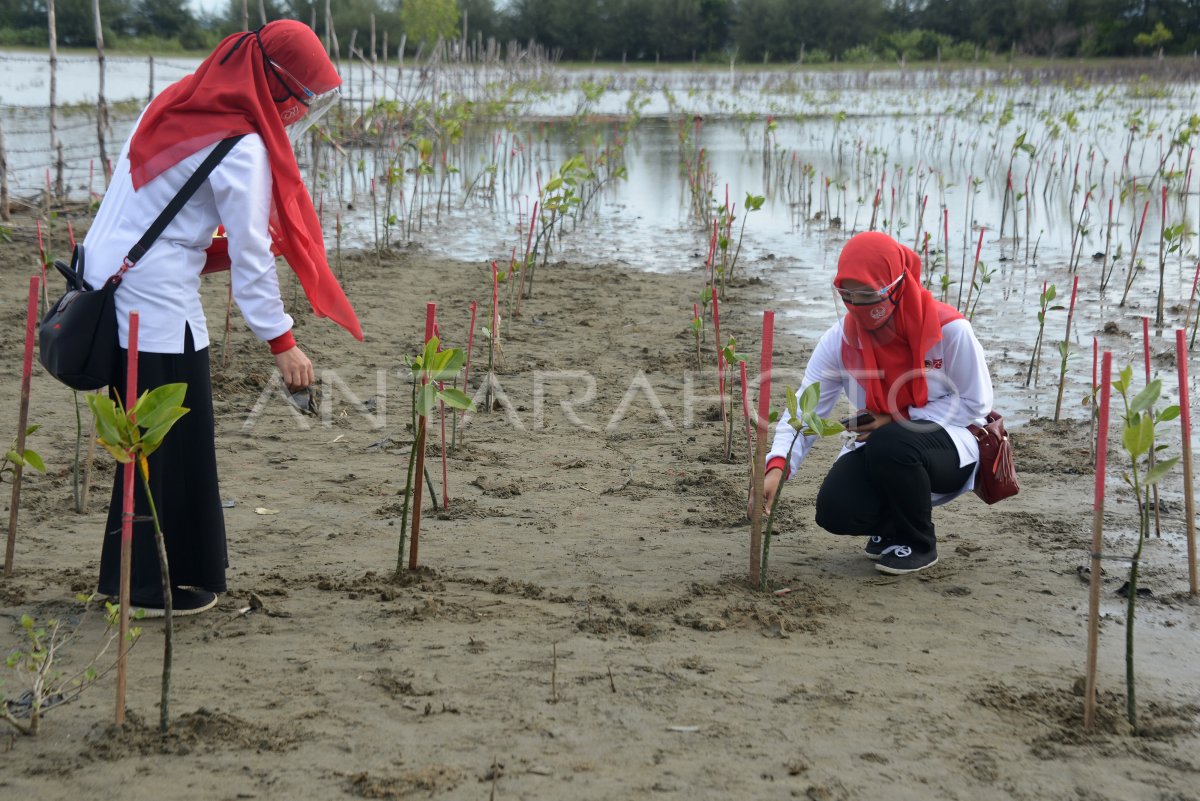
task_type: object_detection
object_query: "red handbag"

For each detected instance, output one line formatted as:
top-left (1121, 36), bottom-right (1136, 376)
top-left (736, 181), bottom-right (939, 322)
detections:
top-left (968, 411), bottom-right (1019, 504)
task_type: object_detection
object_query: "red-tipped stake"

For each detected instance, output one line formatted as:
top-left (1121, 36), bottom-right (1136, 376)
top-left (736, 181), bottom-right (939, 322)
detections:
top-left (3, 276), bottom-right (40, 578)
top-left (962, 227), bottom-right (986, 315)
top-left (453, 300), bottom-right (478, 451)
top-left (713, 293), bottom-right (727, 458)
top-left (486, 261), bottom-right (500, 411)
top-left (409, 303), bottom-right (436, 571)
top-left (115, 311), bottom-right (139, 727)
top-left (1084, 351), bottom-right (1113, 729)
top-left (1176, 330), bottom-right (1197, 596)
top-left (1090, 337), bottom-right (1098, 466)
top-left (750, 311), bottom-right (774, 588)
top-left (436, 326), bottom-right (449, 510)
top-left (514, 203), bottom-right (537, 318)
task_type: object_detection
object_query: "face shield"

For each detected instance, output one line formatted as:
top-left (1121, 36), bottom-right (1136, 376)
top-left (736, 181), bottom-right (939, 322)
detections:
top-left (283, 88), bottom-right (339, 143)
top-left (266, 58), bottom-right (341, 143)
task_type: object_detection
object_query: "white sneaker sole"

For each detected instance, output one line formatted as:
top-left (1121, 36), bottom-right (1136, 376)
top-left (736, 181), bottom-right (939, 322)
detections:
top-left (875, 555), bottom-right (938, 575)
top-left (134, 594), bottom-right (219, 618)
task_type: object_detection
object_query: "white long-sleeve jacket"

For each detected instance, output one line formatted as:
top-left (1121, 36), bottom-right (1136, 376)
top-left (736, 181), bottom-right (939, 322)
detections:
top-left (82, 125), bottom-right (292, 354)
top-left (767, 317), bottom-right (994, 501)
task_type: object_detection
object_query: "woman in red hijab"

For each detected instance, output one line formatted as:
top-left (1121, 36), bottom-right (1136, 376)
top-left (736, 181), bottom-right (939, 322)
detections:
top-left (84, 20), bottom-right (360, 615)
top-left (762, 232), bottom-right (994, 575)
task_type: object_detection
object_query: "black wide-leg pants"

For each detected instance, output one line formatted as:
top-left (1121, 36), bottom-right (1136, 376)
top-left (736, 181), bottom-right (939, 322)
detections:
top-left (97, 326), bottom-right (227, 603)
top-left (814, 421), bottom-right (975, 555)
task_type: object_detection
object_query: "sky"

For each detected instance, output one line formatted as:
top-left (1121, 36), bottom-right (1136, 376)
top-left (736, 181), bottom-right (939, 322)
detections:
top-left (188, 0), bottom-right (223, 17)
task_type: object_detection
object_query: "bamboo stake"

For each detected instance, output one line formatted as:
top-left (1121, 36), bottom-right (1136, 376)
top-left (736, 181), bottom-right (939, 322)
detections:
top-left (1177, 329), bottom-right (1197, 597)
top-left (115, 311), bottom-right (139, 726)
top-left (1084, 350), bottom-right (1113, 729)
top-left (3, 277), bottom-right (40, 577)
top-left (93, 0), bottom-right (110, 185)
top-left (80, 414), bottom-right (98, 512)
top-left (0, 113), bottom-right (9, 221)
top-left (47, 0), bottom-right (63, 201)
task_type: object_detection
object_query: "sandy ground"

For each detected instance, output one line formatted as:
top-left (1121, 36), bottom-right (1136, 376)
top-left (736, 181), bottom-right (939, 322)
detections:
top-left (0, 217), bottom-right (1198, 801)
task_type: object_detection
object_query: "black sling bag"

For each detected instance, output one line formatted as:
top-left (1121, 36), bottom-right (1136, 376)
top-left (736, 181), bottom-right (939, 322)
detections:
top-left (39, 135), bottom-right (245, 391)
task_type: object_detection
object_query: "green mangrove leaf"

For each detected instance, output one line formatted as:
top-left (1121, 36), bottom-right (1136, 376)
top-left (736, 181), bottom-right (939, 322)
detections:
top-left (88, 394), bottom-right (128, 449)
top-left (437, 388), bottom-right (476, 412)
top-left (21, 449), bottom-right (44, 473)
top-left (1123, 413), bottom-right (1154, 457)
top-left (1143, 457), bottom-right (1180, 487)
top-left (798, 383), bottom-right (820, 415)
top-left (784, 385), bottom-right (798, 421)
top-left (1157, 405), bottom-right (1180, 422)
top-left (100, 442), bottom-right (132, 464)
top-left (1129, 379), bottom-right (1161, 416)
top-left (140, 408), bottom-right (190, 456)
top-left (1113, 365), bottom-right (1133, 394)
top-left (133, 383), bottom-right (188, 435)
top-left (415, 383), bottom-right (439, 418)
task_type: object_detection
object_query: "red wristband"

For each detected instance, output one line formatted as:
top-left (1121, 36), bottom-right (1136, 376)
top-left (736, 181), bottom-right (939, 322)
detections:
top-left (766, 456), bottom-right (789, 479)
top-left (268, 331), bottom-right (296, 355)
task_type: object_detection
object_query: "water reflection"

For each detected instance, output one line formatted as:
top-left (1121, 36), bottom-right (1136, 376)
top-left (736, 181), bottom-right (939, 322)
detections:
top-left (3, 52), bottom-right (1197, 426)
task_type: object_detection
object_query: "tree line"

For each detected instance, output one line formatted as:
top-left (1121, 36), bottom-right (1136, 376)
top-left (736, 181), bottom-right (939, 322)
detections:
top-left (2, 0), bottom-right (1198, 62)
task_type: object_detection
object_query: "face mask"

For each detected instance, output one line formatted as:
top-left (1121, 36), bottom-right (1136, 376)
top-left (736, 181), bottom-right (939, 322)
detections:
top-left (846, 301), bottom-right (895, 331)
top-left (278, 96), bottom-right (306, 126)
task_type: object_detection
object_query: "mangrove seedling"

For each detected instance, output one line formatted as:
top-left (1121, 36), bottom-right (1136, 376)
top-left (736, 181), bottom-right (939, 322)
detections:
top-left (1111, 366), bottom-right (1179, 730)
top-left (760, 382), bottom-right (844, 589)
top-left (966, 261), bottom-right (994, 322)
top-left (2, 425), bottom-right (45, 482)
top-left (2, 596), bottom-right (141, 736)
top-left (88, 383), bottom-right (190, 733)
top-left (397, 336), bottom-right (475, 576)
top-left (721, 337), bottom-right (746, 462)
top-left (1026, 284), bottom-right (1063, 387)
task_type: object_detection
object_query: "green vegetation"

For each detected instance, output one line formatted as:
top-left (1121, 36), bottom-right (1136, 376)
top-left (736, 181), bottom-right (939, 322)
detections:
top-left (3, 0), bottom-right (1199, 62)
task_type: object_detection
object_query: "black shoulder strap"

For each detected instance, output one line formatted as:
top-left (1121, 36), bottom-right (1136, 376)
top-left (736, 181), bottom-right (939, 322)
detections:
top-left (124, 134), bottom-right (247, 266)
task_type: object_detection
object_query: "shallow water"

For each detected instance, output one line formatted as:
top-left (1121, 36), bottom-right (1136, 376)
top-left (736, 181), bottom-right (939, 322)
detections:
top-left (3, 52), bottom-right (1198, 430)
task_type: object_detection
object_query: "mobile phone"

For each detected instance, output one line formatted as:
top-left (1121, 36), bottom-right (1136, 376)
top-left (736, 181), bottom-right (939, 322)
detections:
top-left (839, 412), bottom-right (875, 430)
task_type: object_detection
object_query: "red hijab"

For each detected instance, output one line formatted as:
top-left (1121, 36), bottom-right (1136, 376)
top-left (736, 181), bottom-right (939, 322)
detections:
top-left (834, 232), bottom-right (963, 418)
top-left (127, 20), bottom-right (362, 341)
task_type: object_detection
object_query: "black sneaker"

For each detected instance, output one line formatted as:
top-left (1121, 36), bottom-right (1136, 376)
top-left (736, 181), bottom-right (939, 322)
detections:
top-left (132, 587), bottom-right (219, 619)
top-left (875, 544), bottom-right (938, 575)
top-left (863, 536), bottom-right (892, 560)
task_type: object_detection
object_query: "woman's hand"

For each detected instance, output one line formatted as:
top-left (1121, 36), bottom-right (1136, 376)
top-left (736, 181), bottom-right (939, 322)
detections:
top-left (747, 467), bottom-right (785, 519)
top-left (852, 411), bottom-right (893, 442)
top-left (274, 345), bottom-right (314, 391)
